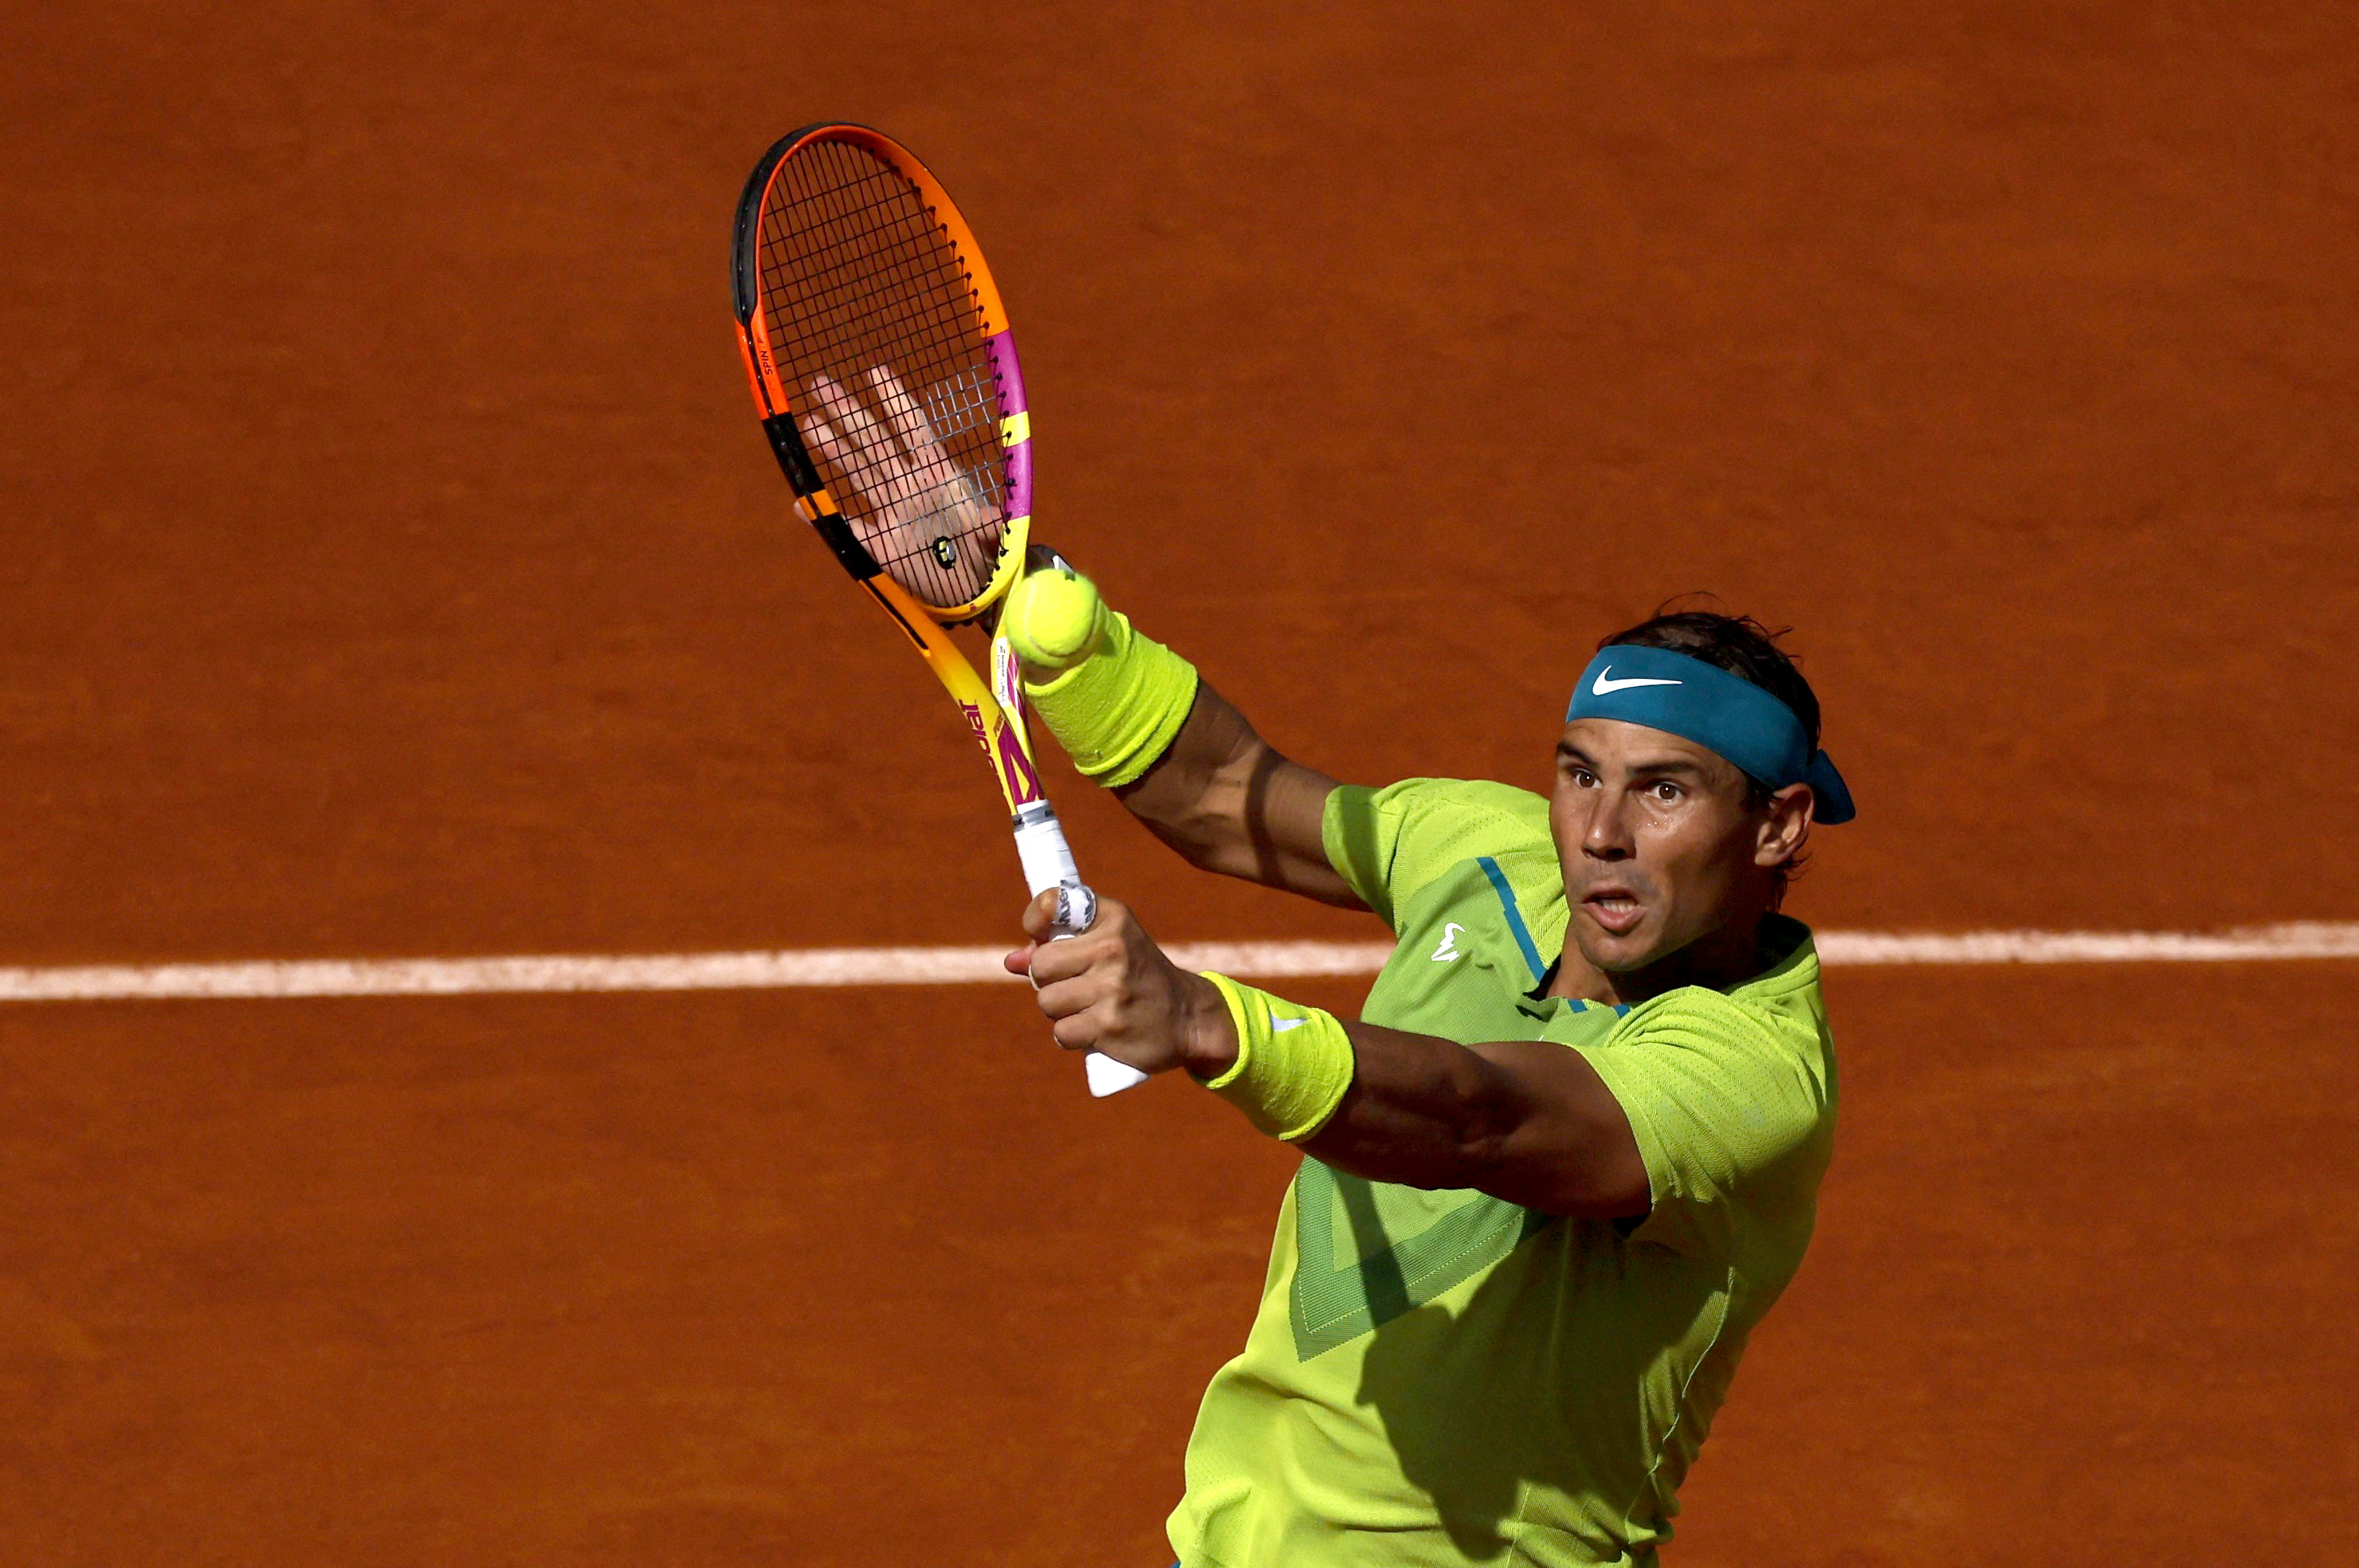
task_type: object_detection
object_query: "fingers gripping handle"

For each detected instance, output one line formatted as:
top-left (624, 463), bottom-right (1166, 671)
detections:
top-left (1013, 808), bottom-right (1149, 1097)
top-left (1049, 883), bottom-right (1099, 940)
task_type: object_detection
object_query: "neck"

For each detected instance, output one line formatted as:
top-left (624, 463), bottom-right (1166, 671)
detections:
top-left (1546, 909), bottom-right (1773, 1006)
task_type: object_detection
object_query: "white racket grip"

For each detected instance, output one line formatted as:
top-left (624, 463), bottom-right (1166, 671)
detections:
top-left (1013, 806), bottom-right (1079, 901)
top-left (1013, 807), bottom-right (1149, 1097)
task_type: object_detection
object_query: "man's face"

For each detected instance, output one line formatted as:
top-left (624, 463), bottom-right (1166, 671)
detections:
top-left (1549, 717), bottom-right (1777, 974)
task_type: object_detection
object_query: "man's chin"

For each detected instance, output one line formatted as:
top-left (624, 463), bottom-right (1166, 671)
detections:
top-left (1570, 915), bottom-right (1667, 974)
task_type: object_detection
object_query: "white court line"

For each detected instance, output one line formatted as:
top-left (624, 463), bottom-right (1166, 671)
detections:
top-left (0, 924), bottom-right (2351, 1002)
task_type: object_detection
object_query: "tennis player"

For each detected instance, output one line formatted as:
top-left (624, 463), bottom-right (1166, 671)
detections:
top-left (1001, 566), bottom-right (1853, 1567)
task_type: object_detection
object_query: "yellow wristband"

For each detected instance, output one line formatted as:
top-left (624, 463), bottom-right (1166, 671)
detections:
top-left (1197, 973), bottom-right (1356, 1143)
top-left (1020, 606), bottom-right (1199, 788)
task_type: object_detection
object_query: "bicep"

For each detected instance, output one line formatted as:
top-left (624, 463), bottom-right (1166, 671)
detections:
top-left (1115, 680), bottom-right (1362, 906)
top-left (1210, 747), bottom-right (1352, 903)
top-left (1462, 1040), bottom-right (1651, 1217)
top-left (1298, 1027), bottom-right (1651, 1220)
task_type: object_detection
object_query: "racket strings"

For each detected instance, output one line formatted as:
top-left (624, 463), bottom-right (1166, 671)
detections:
top-left (760, 151), bottom-right (980, 393)
top-left (756, 138), bottom-right (1008, 612)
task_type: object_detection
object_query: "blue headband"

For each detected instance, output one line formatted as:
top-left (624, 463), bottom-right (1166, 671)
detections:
top-left (1565, 645), bottom-right (1856, 824)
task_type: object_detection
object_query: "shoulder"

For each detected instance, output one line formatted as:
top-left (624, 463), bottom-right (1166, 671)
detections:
top-left (1574, 974), bottom-right (1836, 1262)
top-left (1556, 921), bottom-right (1837, 1264)
top-left (1321, 778), bottom-right (1552, 927)
top-left (1327, 776), bottom-right (1552, 839)
top-left (1615, 927), bottom-right (1833, 1101)
top-left (1592, 926), bottom-right (1835, 1154)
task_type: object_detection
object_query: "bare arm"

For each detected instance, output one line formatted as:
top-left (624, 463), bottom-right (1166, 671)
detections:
top-left (1112, 677), bottom-right (1363, 907)
top-left (1297, 1025), bottom-right (1650, 1219)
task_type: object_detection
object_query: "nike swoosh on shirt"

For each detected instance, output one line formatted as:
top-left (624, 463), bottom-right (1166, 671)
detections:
top-left (1591, 667), bottom-right (1683, 695)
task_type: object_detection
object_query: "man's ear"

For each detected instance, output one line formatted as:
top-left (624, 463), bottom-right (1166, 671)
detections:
top-left (1756, 782), bottom-right (1815, 870)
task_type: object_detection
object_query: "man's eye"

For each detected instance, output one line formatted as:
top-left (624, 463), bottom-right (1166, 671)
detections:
top-left (1651, 781), bottom-right (1682, 802)
top-left (1570, 768), bottom-right (1598, 788)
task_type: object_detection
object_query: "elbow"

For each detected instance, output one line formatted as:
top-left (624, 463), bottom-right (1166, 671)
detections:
top-left (1136, 793), bottom-right (1250, 874)
top-left (1136, 748), bottom-right (1271, 878)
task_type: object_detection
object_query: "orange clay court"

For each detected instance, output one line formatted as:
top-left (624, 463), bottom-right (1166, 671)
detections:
top-left (1, 3), bottom-right (2355, 1564)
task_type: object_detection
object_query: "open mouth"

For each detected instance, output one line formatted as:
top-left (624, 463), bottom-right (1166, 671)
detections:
top-left (1584, 890), bottom-right (1646, 936)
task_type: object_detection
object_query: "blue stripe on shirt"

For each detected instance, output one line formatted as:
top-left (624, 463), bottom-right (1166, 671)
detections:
top-left (1476, 855), bottom-right (1547, 982)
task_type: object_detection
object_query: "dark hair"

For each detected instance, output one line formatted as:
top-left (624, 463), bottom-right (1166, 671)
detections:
top-left (1595, 598), bottom-right (1821, 892)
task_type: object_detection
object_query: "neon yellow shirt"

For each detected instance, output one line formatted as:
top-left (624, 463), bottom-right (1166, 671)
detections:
top-left (1168, 778), bottom-right (1838, 1567)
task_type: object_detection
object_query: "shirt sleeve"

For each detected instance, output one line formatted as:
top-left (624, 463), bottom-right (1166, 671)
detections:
top-left (1567, 989), bottom-right (1834, 1262)
top-left (1321, 778), bottom-right (1552, 931)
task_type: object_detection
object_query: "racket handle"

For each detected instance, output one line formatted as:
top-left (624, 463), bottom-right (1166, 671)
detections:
top-left (1013, 806), bottom-right (1150, 1097)
top-left (1085, 1051), bottom-right (1148, 1097)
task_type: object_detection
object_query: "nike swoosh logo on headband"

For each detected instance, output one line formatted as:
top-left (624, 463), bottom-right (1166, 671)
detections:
top-left (1591, 668), bottom-right (1683, 696)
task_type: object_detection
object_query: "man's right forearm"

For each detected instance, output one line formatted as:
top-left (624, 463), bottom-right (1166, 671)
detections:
top-left (1115, 679), bottom-right (1360, 905)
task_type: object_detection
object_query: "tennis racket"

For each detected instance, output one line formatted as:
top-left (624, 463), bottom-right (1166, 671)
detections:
top-left (730, 122), bottom-right (1147, 1098)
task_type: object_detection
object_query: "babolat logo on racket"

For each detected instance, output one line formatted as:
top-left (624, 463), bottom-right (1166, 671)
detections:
top-left (733, 121), bottom-right (1148, 1098)
top-left (996, 727), bottom-right (1044, 806)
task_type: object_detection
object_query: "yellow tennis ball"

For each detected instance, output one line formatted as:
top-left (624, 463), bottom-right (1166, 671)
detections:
top-left (1004, 566), bottom-right (1108, 670)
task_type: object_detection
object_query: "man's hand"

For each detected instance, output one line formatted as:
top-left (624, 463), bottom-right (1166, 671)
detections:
top-left (1004, 890), bottom-right (1238, 1079)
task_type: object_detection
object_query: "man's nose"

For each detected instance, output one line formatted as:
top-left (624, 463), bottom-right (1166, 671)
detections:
top-left (1581, 788), bottom-right (1636, 860)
